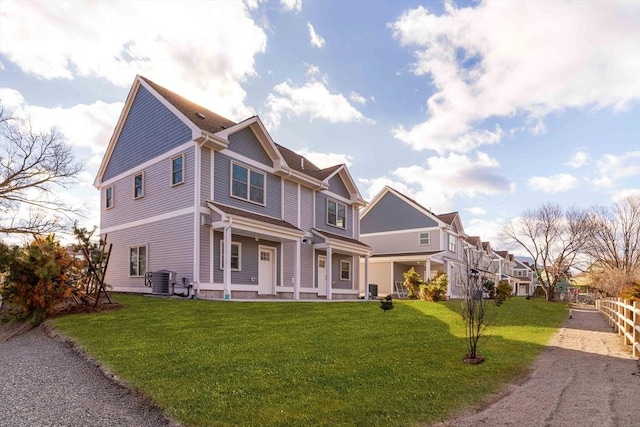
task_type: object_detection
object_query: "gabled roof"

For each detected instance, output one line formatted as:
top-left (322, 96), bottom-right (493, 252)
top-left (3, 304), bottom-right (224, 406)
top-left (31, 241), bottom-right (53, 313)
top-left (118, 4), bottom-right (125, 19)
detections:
top-left (361, 186), bottom-right (447, 227)
top-left (311, 228), bottom-right (370, 249)
top-left (139, 76), bottom-right (236, 134)
top-left (96, 76), bottom-right (363, 201)
top-left (437, 211), bottom-right (466, 236)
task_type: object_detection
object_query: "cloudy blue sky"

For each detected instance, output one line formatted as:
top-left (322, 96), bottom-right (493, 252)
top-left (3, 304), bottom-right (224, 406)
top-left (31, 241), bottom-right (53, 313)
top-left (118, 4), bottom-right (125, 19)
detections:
top-left (1, 0), bottom-right (639, 246)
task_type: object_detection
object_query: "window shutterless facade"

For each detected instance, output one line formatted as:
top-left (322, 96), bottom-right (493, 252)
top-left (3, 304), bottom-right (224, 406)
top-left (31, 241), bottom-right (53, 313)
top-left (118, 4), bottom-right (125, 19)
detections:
top-left (231, 162), bottom-right (265, 205)
top-left (419, 232), bottom-right (430, 245)
top-left (129, 245), bottom-right (147, 277)
top-left (448, 234), bottom-right (456, 252)
top-left (327, 199), bottom-right (346, 228)
top-left (340, 260), bottom-right (351, 280)
top-left (220, 241), bottom-right (241, 271)
top-left (171, 154), bottom-right (184, 186)
top-left (105, 186), bottom-right (113, 209)
top-left (134, 172), bottom-right (144, 199)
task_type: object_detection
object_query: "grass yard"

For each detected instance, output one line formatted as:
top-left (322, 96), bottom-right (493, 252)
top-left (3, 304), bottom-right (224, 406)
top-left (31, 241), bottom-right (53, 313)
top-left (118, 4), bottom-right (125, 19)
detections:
top-left (50, 295), bottom-right (567, 427)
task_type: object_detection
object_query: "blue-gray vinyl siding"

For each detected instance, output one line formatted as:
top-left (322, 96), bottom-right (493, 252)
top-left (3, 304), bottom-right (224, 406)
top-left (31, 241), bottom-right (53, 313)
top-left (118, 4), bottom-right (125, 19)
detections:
top-left (314, 192), bottom-right (352, 238)
top-left (327, 174), bottom-right (350, 199)
top-left (103, 213), bottom-right (194, 291)
top-left (201, 147), bottom-right (212, 205)
top-left (213, 152), bottom-right (282, 218)
top-left (213, 233), bottom-right (281, 286)
top-left (283, 180), bottom-right (298, 226)
top-left (361, 191), bottom-right (439, 234)
top-left (315, 251), bottom-right (353, 289)
top-left (228, 127), bottom-right (273, 167)
top-left (101, 147), bottom-right (195, 230)
top-left (103, 86), bottom-right (192, 181)
top-left (300, 187), bottom-right (314, 231)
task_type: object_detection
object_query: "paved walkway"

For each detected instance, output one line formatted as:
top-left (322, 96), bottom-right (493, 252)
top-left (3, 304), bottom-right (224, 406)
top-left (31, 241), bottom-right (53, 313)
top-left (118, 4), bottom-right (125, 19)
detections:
top-left (436, 305), bottom-right (640, 427)
top-left (0, 323), bottom-right (177, 427)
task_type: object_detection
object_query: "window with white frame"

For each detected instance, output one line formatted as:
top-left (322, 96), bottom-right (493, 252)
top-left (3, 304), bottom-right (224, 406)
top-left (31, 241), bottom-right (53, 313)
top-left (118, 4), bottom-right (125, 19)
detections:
top-left (340, 260), bottom-right (351, 280)
top-left (105, 186), bottom-right (113, 209)
top-left (129, 245), bottom-right (147, 277)
top-left (171, 154), bottom-right (184, 186)
top-left (231, 162), bottom-right (265, 204)
top-left (419, 232), bottom-right (430, 245)
top-left (220, 241), bottom-right (241, 271)
top-left (134, 173), bottom-right (144, 199)
top-left (448, 234), bottom-right (456, 252)
top-left (517, 270), bottom-right (523, 277)
top-left (327, 199), bottom-right (346, 228)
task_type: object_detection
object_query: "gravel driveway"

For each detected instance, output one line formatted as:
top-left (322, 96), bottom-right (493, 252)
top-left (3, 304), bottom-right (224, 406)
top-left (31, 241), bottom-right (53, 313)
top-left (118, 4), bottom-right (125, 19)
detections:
top-left (1, 305), bottom-right (638, 427)
top-left (436, 305), bottom-right (640, 427)
top-left (0, 323), bottom-right (177, 427)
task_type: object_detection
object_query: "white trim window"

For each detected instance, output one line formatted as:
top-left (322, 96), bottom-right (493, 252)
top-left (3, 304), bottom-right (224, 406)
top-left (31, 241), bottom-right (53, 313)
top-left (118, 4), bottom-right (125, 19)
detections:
top-left (448, 234), bottom-right (456, 252)
top-left (129, 245), bottom-right (147, 277)
top-left (231, 162), bottom-right (265, 205)
top-left (419, 232), bottom-right (430, 245)
top-left (327, 199), bottom-right (346, 229)
top-left (134, 172), bottom-right (144, 199)
top-left (340, 260), bottom-right (351, 280)
top-left (220, 241), bottom-right (241, 271)
top-left (171, 154), bottom-right (184, 186)
top-left (105, 186), bottom-right (113, 209)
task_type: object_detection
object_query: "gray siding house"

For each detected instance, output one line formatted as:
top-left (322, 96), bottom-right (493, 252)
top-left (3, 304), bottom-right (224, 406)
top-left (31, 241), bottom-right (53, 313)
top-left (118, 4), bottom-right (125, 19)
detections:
top-left (358, 186), bottom-right (473, 298)
top-left (95, 75), bottom-right (370, 300)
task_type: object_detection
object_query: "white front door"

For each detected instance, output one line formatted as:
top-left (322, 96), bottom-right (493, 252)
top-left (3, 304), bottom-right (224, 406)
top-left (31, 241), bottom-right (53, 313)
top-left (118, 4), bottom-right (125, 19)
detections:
top-left (258, 246), bottom-right (276, 295)
top-left (317, 255), bottom-right (327, 296)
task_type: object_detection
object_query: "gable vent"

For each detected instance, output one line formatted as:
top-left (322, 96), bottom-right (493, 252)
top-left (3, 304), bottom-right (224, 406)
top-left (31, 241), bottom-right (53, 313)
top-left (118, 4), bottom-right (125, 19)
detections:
top-left (195, 112), bottom-right (205, 119)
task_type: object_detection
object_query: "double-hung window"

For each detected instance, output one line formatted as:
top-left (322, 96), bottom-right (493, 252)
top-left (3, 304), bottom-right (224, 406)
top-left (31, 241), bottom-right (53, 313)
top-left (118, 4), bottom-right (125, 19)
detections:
top-left (231, 162), bottom-right (265, 205)
top-left (419, 232), bottom-right (430, 245)
top-left (327, 199), bottom-right (346, 228)
top-left (448, 234), bottom-right (457, 252)
top-left (220, 241), bottom-right (241, 271)
top-left (171, 154), bottom-right (184, 186)
top-left (105, 186), bottom-right (113, 209)
top-left (340, 260), bottom-right (351, 280)
top-left (134, 173), bottom-right (144, 199)
top-left (129, 245), bottom-right (147, 277)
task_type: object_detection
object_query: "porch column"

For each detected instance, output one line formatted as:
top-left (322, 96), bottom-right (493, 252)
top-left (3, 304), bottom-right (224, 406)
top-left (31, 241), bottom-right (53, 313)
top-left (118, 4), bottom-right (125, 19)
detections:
top-left (364, 254), bottom-right (369, 300)
top-left (425, 256), bottom-right (431, 282)
top-left (223, 224), bottom-right (232, 299)
top-left (294, 239), bottom-right (301, 300)
top-left (326, 246), bottom-right (332, 300)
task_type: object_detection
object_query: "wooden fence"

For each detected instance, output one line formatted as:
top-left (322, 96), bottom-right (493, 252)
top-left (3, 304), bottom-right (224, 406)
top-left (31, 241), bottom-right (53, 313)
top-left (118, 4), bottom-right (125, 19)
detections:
top-left (595, 298), bottom-right (640, 358)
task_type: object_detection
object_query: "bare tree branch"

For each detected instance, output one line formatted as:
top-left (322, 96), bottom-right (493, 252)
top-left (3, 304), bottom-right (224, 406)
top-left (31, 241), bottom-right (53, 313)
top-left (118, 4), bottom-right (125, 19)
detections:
top-left (0, 105), bottom-right (82, 236)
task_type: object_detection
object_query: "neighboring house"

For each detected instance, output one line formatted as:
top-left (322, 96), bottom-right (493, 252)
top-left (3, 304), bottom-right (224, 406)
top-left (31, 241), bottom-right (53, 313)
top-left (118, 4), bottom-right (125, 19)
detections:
top-left (512, 258), bottom-right (535, 296)
top-left (94, 75), bottom-right (370, 300)
top-left (358, 186), bottom-right (472, 299)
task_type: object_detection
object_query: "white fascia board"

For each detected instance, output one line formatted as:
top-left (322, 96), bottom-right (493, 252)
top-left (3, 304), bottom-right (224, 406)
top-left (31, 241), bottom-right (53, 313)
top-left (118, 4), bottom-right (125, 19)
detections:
top-left (360, 227), bottom-right (440, 238)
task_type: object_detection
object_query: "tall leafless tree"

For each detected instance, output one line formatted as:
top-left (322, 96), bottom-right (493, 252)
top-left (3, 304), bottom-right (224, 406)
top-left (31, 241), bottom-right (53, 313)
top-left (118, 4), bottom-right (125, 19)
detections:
top-left (501, 203), bottom-right (591, 302)
top-left (0, 107), bottom-right (82, 236)
top-left (584, 195), bottom-right (640, 295)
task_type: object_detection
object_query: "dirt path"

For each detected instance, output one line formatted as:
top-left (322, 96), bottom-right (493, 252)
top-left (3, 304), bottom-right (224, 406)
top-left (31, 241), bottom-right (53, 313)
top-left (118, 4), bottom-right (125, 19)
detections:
top-left (436, 305), bottom-right (640, 427)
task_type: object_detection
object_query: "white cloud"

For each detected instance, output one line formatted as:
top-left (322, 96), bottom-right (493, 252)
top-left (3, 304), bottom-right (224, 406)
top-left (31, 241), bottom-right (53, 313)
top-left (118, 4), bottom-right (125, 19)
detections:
top-left (350, 92), bottom-right (367, 105)
top-left (566, 151), bottom-right (588, 168)
top-left (307, 22), bottom-right (326, 48)
top-left (0, 88), bottom-right (122, 153)
top-left (389, 1), bottom-right (640, 153)
top-left (593, 151), bottom-right (640, 188)
top-left (527, 173), bottom-right (580, 193)
top-left (264, 68), bottom-right (374, 129)
top-left (464, 218), bottom-right (507, 249)
top-left (296, 149), bottom-right (353, 168)
top-left (467, 207), bottom-right (486, 215)
top-left (360, 151), bottom-right (515, 213)
top-left (281, 0), bottom-right (302, 12)
top-left (611, 188), bottom-right (640, 202)
top-left (0, 1), bottom-right (267, 120)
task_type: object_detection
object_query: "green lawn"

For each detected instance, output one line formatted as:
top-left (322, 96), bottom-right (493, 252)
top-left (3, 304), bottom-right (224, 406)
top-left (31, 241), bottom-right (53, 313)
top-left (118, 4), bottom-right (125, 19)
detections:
top-left (50, 295), bottom-right (567, 427)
